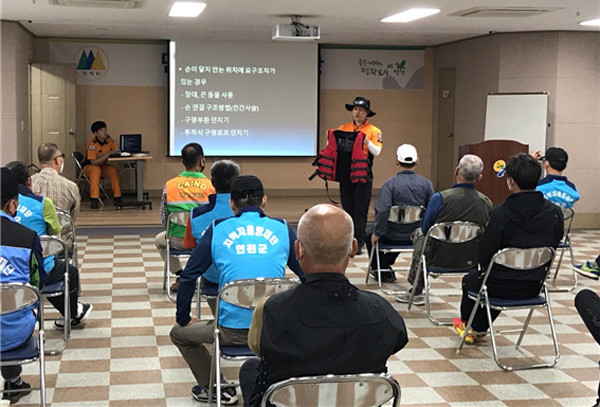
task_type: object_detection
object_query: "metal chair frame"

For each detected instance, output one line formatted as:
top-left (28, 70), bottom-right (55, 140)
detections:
top-left (407, 221), bottom-right (484, 326)
top-left (261, 373), bottom-right (401, 407)
top-left (0, 282), bottom-right (47, 406)
top-left (39, 235), bottom-right (70, 354)
top-left (366, 205), bottom-right (424, 295)
top-left (163, 211), bottom-right (194, 302)
top-left (549, 207), bottom-right (577, 292)
top-left (72, 151), bottom-right (111, 206)
top-left (457, 247), bottom-right (560, 371)
top-left (55, 209), bottom-right (78, 269)
top-left (208, 278), bottom-right (299, 406)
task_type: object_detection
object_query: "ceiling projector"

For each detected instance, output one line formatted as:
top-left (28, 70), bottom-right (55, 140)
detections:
top-left (273, 16), bottom-right (320, 41)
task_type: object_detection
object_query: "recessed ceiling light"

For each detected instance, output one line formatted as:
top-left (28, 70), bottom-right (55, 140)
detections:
top-left (381, 8), bottom-right (440, 23)
top-left (580, 18), bottom-right (600, 26)
top-left (169, 2), bottom-right (206, 18)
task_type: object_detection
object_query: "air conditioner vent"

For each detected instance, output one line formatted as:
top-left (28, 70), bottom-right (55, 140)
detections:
top-left (47, 0), bottom-right (145, 9)
top-left (450, 7), bottom-right (563, 18)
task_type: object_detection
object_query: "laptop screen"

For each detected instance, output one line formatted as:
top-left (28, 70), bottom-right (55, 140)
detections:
top-left (120, 134), bottom-right (142, 153)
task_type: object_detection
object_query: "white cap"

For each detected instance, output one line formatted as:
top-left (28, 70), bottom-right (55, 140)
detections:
top-left (396, 144), bottom-right (418, 164)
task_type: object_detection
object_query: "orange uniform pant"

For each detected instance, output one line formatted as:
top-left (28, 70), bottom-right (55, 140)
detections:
top-left (83, 164), bottom-right (121, 199)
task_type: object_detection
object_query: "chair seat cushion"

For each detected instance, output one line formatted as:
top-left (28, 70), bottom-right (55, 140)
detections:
top-left (220, 346), bottom-right (254, 357)
top-left (467, 290), bottom-right (547, 307)
top-left (170, 248), bottom-right (193, 256)
top-left (429, 265), bottom-right (479, 275)
top-left (378, 243), bottom-right (413, 251)
top-left (42, 280), bottom-right (65, 294)
top-left (1, 336), bottom-right (38, 361)
top-left (557, 242), bottom-right (569, 249)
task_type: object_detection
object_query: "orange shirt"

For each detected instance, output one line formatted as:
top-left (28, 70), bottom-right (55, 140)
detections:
top-left (86, 136), bottom-right (118, 161)
top-left (337, 121), bottom-right (382, 156)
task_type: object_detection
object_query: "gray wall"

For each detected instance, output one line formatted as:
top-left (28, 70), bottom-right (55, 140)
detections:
top-left (434, 31), bottom-right (599, 224)
top-left (1, 22), bottom-right (34, 164)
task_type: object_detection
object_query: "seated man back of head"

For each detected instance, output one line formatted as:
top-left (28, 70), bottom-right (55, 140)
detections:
top-left (6, 161), bottom-right (92, 329)
top-left (156, 142), bottom-right (215, 292)
top-left (366, 143), bottom-right (434, 282)
top-left (0, 167), bottom-right (46, 403)
top-left (170, 175), bottom-right (305, 405)
top-left (535, 147), bottom-right (579, 208)
top-left (454, 153), bottom-right (564, 344)
top-left (239, 204), bottom-right (408, 407)
top-left (31, 142), bottom-right (81, 222)
top-left (397, 154), bottom-right (492, 304)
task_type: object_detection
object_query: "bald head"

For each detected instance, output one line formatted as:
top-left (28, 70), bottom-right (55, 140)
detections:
top-left (296, 204), bottom-right (355, 273)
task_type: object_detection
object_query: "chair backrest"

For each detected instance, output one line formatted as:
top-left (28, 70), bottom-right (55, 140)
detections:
top-left (491, 247), bottom-right (555, 271)
top-left (261, 373), bottom-right (401, 407)
top-left (217, 278), bottom-right (299, 313)
top-left (40, 235), bottom-right (67, 258)
top-left (0, 282), bottom-right (42, 316)
top-left (480, 246), bottom-right (555, 288)
top-left (561, 207), bottom-right (574, 236)
top-left (56, 209), bottom-right (74, 236)
top-left (167, 211), bottom-right (191, 230)
top-left (388, 205), bottom-right (425, 224)
top-left (423, 221), bottom-right (484, 270)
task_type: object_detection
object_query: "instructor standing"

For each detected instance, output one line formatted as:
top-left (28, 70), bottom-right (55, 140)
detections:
top-left (337, 96), bottom-right (382, 254)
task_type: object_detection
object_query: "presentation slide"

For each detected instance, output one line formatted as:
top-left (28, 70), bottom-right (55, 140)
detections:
top-left (169, 40), bottom-right (318, 157)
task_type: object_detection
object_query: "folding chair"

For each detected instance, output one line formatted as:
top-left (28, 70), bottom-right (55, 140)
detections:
top-left (0, 282), bottom-right (47, 406)
top-left (457, 247), bottom-right (559, 371)
top-left (407, 221), bottom-right (483, 326)
top-left (163, 211), bottom-right (194, 302)
top-left (56, 209), bottom-right (78, 269)
top-left (366, 205), bottom-right (424, 294)
top-left (549, 207), bottom-right (577, 291)
top-left (72, 151), bottom-right (111, 206)
top-left (261, 373), bottom-right (401, 407)
top-left (195, 277), bottom-right (219, 319)
top-left (39, 235), bottom-right (70, 354)
top-left (209, 278), bottom-right (299, 406)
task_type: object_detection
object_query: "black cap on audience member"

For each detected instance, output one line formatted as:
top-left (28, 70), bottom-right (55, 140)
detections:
top-left (230, 175), bottom-right (264, 201)
top-left (541, 147), bottom-right (568, 171)
top-left (1, 167), bottom-right (19, 204)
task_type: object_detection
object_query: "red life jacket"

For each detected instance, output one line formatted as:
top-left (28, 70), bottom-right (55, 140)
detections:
top-left (310, 129), bottom-right (369, 184)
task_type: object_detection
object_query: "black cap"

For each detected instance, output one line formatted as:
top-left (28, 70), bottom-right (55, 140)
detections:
top-left (1, 167), bottom-right (19, 204)
top-left (230, 175), bottom-right (264, 201)
top-left (345, 96), bottom-right (376, 117)
top-left (542, 147), bottom-right (568, 170)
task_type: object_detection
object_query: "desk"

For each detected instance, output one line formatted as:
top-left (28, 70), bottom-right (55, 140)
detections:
top-left (108, 155), bottom-right (153, 209)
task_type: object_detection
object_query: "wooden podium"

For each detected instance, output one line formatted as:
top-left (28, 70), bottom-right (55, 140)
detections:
top-left (458, 140), bottom-right (528, 205)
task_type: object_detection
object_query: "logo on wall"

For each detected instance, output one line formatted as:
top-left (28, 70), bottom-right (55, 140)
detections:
top-left (73, 47), bottom-right (109, 81)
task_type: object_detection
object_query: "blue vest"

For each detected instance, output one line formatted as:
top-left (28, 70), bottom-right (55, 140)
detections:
top-left (15, 193), bottom-right (55, 272)
top-left (536, 177), bottom-right (580, 209)
top-left (190, 193), bottom-right (234, 283)
top-left (0, 213), bottom-right (36, 351)
top-left (211, 211), bottom-right (290, 329)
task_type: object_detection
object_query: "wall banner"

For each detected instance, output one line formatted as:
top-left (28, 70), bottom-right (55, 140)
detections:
top-left (320, 47), bottom-right (424, 90)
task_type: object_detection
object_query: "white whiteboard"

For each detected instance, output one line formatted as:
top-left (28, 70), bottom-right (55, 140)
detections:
top-left (484, 93), bottom-right (548, 153)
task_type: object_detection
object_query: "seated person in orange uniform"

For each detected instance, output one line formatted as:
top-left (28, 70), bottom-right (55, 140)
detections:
top-left (83, 120), bottom-right (122, 209)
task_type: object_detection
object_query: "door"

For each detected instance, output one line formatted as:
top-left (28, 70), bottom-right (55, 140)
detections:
top-left (435, 68), bottom-right (456, 191)
top-left (30, 63), bottom-right (77, 181)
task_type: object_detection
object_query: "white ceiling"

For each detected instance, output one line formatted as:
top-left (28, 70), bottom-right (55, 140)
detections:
top-left (1, 0), bottom-right (599, 46)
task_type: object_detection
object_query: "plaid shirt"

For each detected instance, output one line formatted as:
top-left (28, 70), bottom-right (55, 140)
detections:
top-left (31, 168), bottom-right (81, 221)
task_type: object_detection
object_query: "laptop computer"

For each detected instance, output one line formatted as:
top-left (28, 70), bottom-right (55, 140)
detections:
top-left (120, 134), bottom-right (143, 154)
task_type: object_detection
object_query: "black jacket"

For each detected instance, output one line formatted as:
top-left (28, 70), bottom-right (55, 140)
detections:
top-left (478, 191), bottom-right (564, 290)
top-left (249, 272), bottom-right (408, 406)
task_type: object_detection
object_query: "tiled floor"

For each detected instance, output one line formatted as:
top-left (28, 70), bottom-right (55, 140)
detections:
top-left (12, 229), bottom-right (600, 406)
